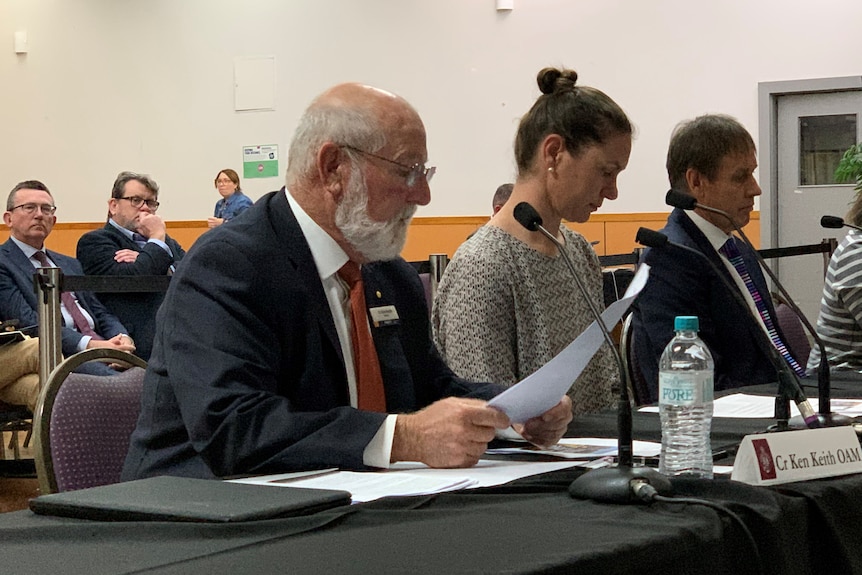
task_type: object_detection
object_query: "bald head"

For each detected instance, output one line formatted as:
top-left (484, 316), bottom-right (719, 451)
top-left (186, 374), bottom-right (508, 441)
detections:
top-left (283, 82), bottom-right (431, 263)
top-left (286, 83), bottom-right (423, 187)
top-left (314, 83), bottom-right (414, 121)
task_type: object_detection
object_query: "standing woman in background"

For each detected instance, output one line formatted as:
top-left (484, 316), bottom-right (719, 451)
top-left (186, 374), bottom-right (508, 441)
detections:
top-left (208, 168), bottom-right (253, 228)
top-left (432, 67), bottom-right (632, 415)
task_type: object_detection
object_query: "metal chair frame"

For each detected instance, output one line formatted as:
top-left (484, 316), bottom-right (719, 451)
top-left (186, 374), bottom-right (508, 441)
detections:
top-left (32, 348), bottom-right (146, 494)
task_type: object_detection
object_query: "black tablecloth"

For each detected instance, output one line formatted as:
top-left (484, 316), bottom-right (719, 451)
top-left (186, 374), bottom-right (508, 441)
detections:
top-left (3, 466), bottom-right (862, 574)
top-left (3, 376), bottom-right (862, 574)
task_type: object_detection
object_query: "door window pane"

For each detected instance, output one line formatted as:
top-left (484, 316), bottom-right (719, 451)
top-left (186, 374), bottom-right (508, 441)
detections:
top-left (799, 114), bottom-right (857, 185)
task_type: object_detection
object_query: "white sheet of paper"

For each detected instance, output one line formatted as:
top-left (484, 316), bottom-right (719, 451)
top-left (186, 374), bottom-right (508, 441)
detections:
top-left (640, 393), bottom-right (862, 418)
top-left (488, 265), bottom-right (649, 423)
top-left (640, 393), bottom-right (789, 417)
top-left (230, 460), bottom-right (582, 503)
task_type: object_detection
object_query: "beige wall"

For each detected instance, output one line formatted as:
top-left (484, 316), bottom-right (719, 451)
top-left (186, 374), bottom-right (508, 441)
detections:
top-left (1, 0), bottom-right (860, 236)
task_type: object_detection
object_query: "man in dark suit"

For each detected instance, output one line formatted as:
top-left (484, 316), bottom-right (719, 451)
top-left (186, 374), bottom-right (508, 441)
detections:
top-left (632, 114), bottom-right (793, 402)
top-left (76, 171), bottom-right (185, 360)
top-left (122, 82), bottom-right (572, 480)
top-left (0, 181), bottom-right (135, 368)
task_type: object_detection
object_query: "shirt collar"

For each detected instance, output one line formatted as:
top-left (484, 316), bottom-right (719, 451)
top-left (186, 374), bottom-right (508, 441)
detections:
top-left (284, 189), bottom-right (349, 280)
top-left (686, 210), bottom-right (734, 251)
top-left (10, 236), bottom-right (43, 260)
top-left (108, 218), bottom-right (135, 240)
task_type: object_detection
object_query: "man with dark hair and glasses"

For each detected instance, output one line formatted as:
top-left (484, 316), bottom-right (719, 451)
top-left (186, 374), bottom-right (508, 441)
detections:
top-left (122, 82), bottom-right (571, 481)
top-left (76, 171), bottom-right (185, 360)
top-left (0, 180), bottom-right (134, 374)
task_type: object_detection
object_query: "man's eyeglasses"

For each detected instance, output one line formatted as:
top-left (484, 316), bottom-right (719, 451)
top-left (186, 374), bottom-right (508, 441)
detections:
top-left (342, 145), bottom-right (436, 188)
top-left (10, 203), bottom-right (57, 216)
top-left (119, 196), bottom-right (160, 210)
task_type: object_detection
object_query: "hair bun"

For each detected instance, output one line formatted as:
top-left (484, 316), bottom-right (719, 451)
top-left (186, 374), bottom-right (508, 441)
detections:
top-left (537, 67), bottom-right (579, 95)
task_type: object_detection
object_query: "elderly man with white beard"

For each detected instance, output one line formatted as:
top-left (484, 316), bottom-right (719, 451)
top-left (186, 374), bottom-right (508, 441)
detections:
top-left (122, 83), bottom-right (572, 480)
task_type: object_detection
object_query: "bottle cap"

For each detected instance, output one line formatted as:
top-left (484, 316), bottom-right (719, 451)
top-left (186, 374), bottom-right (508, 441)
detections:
top-left (674, 316), bottom-right (699, 331)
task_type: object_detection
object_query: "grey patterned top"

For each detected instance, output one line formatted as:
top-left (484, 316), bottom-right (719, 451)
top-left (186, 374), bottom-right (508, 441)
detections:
top-left (432, 225), bottom-right (617, 415)
top-left (808, 230), bottom-right (862, 373)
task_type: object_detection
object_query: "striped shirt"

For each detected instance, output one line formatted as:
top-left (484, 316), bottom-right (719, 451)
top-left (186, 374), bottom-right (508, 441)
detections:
top-left (808, 230), bottom-right (862, 373)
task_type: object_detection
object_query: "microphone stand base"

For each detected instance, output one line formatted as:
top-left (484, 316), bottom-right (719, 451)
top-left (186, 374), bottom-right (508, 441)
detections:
top-left (568, 465), bottom-right (672, 504)
top-left (788, 412), bottom-right (854, 429)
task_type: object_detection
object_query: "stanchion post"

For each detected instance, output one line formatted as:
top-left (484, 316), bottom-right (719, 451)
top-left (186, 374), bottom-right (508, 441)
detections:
top-left (34, 267), bottom-right (63, 387)
top-left (428, 254), bottom-right (449, 304)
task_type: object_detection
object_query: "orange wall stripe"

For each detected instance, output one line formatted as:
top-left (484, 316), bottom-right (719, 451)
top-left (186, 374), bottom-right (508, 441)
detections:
top-left (0, 212), bottom-right (760, 263)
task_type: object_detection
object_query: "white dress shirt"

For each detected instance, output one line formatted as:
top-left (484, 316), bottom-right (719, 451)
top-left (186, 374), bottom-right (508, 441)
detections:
top-left (285, 190), bottom-right (396, 468)
top-left (686, 211), bottom-right (770, 335)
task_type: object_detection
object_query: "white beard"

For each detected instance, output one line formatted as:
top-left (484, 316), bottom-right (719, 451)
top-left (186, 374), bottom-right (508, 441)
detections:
top-left (335, 167), bottom-right (416, 262)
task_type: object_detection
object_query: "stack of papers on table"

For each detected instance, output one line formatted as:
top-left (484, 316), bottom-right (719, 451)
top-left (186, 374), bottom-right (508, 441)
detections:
top-left (486, 437), bottom-right (661, 459)
top-left (230, 460), bottom-right (584, 503)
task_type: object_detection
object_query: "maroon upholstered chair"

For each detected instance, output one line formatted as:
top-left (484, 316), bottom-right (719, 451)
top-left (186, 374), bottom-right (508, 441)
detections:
top-left (419, 272), bottom-right (432, 315)
top-left (33, 348), bottom-right (147, 494)
top-left (773, 300), bottom-right (812, 367)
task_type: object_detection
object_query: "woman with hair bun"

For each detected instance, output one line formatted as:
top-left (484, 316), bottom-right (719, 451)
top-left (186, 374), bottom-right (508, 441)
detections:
top-left (208, 168), bottom-right (253, 228)
top-left (433, 67), bottom-right (632, 415)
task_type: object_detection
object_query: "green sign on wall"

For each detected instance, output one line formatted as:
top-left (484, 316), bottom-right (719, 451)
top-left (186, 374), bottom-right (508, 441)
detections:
top-left (243, 144), bottom-right (279, 179)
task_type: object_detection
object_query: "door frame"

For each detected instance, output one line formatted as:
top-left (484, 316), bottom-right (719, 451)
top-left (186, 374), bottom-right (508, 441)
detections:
top-left (757, 76), bottom-right (862, 249)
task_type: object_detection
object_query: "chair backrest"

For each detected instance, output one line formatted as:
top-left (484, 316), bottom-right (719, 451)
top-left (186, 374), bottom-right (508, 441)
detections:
top-left (411, 254), bottom-right (450, 317)
top-left (774, 301), bottom-right (812, 367)
top-left (619, 313), bottom-right (652, 406)
top-left (33, 348), bottom-right (147, 494)
top-left (602, 268), bottom-right (635, 307)
top-left (419, 273), bottom-right (432, 314)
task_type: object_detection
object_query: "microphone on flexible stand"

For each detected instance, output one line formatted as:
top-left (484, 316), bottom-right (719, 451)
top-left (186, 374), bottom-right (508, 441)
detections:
top-left (821, 215), bottom-right (862, 233)
top-left (665, 189), bottom-right (847, 427)
top-left (513, 202), bottom-right (671, 503)
top-left (635, 227), bottom-right (820, 430)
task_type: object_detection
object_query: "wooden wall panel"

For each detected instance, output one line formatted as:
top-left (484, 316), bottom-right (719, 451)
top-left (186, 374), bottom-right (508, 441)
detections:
top-left (0, 212), bottom-right (762, 261)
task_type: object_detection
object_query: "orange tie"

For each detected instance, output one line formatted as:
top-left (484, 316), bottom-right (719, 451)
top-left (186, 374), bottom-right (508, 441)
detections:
top-left (338, 262), bottom-right (387, 412)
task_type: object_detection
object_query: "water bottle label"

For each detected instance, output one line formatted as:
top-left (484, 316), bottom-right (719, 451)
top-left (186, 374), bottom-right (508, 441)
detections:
top-left (658, 372), bottom-right (712, 405)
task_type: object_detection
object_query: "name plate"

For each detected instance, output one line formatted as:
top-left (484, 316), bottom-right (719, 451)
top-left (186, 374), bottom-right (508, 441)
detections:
top-left (731, 427), bottom-right (862, 486)
top-left (369, 305), bottom-right (399, 327)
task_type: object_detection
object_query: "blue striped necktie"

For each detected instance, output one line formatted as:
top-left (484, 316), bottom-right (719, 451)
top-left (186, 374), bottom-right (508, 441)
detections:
top-left (719, 237), bottom-right (806, 377)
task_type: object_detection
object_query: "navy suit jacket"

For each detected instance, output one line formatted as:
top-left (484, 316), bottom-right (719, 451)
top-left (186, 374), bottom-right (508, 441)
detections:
top-left (0, 238), bottom-right (127, 357)
top-left (631, 208), bottom-right (785, 402)
top-left (76, 224), bottom-right (185, 361)
top-left (122, 190), bottom-right (503, 480)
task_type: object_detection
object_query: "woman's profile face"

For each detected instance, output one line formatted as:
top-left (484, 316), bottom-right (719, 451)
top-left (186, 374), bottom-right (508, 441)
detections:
top-left (216, 172), bottom-right (238, 198)
top-left (549, 133), bottom-right (631, 223)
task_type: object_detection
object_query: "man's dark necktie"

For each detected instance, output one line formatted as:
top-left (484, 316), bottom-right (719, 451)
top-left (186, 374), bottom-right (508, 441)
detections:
top-left (32, 250), bottom-right (103, 340)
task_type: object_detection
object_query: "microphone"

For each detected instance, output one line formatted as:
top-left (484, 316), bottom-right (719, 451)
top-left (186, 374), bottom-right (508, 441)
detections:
top-left (822, 215), bottom-right (862, 233)
top-left (666, 189), bottom-right (846, 427)
top-left (513, 202), bottom-right (671, 503)
top-left (636, 224), bottom-right (819, 429)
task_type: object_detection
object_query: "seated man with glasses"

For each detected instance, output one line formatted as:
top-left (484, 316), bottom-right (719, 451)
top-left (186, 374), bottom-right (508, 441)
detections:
top-left (76, 171), bottom-right (185, 361)
top-left (122, 82), bottom-right (572, 481)
top-left (0, 180), bottom-right (134, 374)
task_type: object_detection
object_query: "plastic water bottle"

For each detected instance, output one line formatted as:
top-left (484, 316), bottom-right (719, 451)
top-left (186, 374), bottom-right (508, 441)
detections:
top-left (658, 316), bottom-right (714, 479)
